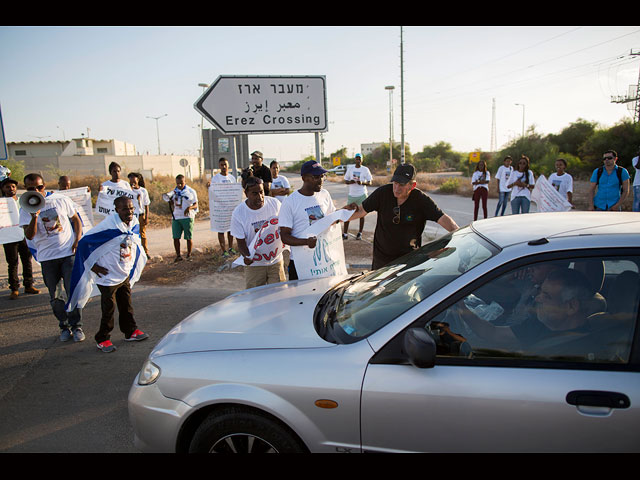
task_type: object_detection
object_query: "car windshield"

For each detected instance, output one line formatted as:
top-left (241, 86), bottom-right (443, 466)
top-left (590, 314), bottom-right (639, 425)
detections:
top-left (314, 227), bottom-right (498, 344)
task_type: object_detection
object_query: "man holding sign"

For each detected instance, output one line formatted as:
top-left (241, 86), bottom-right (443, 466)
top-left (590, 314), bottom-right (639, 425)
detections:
top-left (279, 160), bottom-right (349, 281)
top-left (230, 176), bottom-right (285, 289)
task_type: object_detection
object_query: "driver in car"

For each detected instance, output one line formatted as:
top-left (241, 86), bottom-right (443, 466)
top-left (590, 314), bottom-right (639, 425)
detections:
top-left (457, 268), bottom-right (594, 351)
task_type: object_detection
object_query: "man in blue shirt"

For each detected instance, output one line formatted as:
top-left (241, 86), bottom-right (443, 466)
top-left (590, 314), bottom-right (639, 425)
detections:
top-left (588, 149), bottom-right (630, 211)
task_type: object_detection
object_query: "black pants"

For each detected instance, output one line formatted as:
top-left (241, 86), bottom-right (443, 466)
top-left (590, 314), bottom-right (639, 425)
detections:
top-left (95, 279), bottom-right (138, 343)
top-left (3, 239), bottom-right (34, 291)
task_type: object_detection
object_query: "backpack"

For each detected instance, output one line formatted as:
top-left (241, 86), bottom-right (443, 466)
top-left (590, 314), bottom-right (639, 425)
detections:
top-left (596, 166), bottom-right (623, 192)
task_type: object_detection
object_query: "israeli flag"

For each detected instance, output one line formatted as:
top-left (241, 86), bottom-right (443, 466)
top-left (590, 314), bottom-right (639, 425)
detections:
top-left (66, 212), bottom-right (147, 312)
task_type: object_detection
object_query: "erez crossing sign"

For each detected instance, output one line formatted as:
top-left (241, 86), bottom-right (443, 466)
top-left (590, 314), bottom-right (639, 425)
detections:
top-left (194, 75), bottom-right (327, 135)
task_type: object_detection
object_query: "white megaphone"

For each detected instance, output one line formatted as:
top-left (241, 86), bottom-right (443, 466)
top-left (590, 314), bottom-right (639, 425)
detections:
top-left (161, 191), bottom-right (174, 202)
top-left (19, 190), bottom-right (46, 213)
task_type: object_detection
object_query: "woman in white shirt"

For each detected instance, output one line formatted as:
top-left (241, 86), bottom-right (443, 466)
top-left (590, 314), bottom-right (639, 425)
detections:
top-left (128, 172), bottom-right (151, 256)
top-left (471, 160), bottom-right (490, 220)
top-left (508, 155), bottom-right (536, 214)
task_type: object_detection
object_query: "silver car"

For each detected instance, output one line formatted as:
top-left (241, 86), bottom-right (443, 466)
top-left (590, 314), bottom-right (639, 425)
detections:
top-left (128, 212), bottom-right (640, 452)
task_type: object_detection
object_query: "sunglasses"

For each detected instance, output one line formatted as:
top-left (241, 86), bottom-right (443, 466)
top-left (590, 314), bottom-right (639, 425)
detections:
top-left (393, 206), bottom-right (401, 224)
top-left (26, 184), bottom-right (45, 191)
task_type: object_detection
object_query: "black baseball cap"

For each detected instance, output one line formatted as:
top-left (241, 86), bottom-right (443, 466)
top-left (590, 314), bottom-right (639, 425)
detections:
top-left (391, 164), bottom-right (416, 184)
top-left (0, 177), bottom-right (18, 188)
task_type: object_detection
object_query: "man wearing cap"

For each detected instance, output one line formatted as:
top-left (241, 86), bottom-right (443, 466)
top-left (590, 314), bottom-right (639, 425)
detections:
top-left (1, 177), bottom-right (40, 300)
top-left (250, 151), bottom-right (272, 196)
top-left (348, 163), bottom-right (459, 270)
top-left (279, 160), bottom-right (337, 280)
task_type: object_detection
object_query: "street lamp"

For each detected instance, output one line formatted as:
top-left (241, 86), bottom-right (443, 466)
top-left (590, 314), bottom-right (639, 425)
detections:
top-left (146, 114), bottom-right (168, 155)
top-left (515, 103), bottom-right (525, 138)
top-left (385, 86), bottom-right (395, 170)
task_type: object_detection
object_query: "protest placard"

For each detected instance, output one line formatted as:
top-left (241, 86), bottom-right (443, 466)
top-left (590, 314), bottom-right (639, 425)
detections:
top-left (209, 183), bottom-right (243, 232)
top-left (531, 175), bottom-right (572, 212)
top-left (58, 187), bottom-right (94, 233)
top-left (94, 185), bottom-right (138, 221)
top-left (233, 215), bottom-right (284, 267)
top-left (0, 197), bottom-right (24, 244)
top-left (290, 209), bottom-right (353, 280)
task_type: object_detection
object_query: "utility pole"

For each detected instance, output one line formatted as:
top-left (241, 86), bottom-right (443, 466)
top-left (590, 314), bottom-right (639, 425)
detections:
top-left (400, 26), bottom-right (405, 164)
top-left (610, 50), bottom-right (640, 124)
top-left (490, 98), bottom-right (497, 153)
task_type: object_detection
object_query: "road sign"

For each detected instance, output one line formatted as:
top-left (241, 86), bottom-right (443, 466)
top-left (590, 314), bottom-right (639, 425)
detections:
top-left (194, 75), bottom-right (327, 135)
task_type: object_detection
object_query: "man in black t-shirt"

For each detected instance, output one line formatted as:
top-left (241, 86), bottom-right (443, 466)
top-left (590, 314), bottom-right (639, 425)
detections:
top-left (250, 151), bottom-right (272, 196)
top-left (348, 164), bottom-right (459, 269)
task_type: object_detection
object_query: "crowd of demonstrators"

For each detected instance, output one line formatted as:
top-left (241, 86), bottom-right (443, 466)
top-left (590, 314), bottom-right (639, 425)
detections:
top-left (342, 153), bottom-right (372, 240)
top-left (170, 174), bottom-right (198, 262)
top-left (471, 159), bottom-right (490, 220)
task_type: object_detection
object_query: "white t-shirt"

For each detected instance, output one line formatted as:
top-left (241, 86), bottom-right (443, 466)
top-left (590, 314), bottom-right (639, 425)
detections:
top-left (471, 170), bottom-right (490, 190)
top-left (19, 193), bottom-right (79, 262)
top-left (510, 170), bottom-right (536, 199)
top-left (230, 196), bottom-right (282, 262)
top-left (632, 156), bottom-right (640, 187)
top-left (344, 166), bottom-right (373, 197)
top-left (548, 172), bottom-right (573, 199)
top-left (131, 187), bottom-right (150, 216)
top-left (495, 165), bottom-right (514, 192)
top-left (271, 175), bottom-right (291, 203)
top-left (279, 189), bottom-right (336, 260)
top-left (94, 231), bottom-right (137, 286)
top-left (101, 179), bottom-right (132, 192)
top-left (211, 173), bottom-right (237, 184)
top-left (172, 185), bottom-right (198, 220)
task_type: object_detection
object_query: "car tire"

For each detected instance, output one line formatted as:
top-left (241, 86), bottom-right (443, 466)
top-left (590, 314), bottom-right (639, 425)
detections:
top-left (188, 407), bottom-right (307, 453)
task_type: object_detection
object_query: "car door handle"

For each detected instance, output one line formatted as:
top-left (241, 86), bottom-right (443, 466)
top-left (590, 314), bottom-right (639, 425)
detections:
top-left (566, 390), bottom-right (630, 409)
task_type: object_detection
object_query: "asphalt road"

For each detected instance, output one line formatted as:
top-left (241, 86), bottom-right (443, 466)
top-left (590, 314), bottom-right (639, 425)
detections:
top-left (0, 172), bottom-right (527, 452)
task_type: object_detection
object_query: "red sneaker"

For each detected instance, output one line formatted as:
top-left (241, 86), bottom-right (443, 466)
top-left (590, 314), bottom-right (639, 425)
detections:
top-left (97, 340), bottom-right (116, 353)
top-left (125, 329), bottom-right (149, 342)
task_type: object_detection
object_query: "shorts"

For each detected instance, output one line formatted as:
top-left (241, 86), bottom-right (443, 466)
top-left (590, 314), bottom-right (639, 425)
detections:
top-left (172, 218), bottom-right (194, 240)
top-left (245, 260), bottom-right (286, 289)
top-left (348, 194), bottom-right (368, 206)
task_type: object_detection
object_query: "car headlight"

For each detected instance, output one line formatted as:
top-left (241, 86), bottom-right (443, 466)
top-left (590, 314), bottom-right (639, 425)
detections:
top-left (137, 359), bottom-right (161, 385)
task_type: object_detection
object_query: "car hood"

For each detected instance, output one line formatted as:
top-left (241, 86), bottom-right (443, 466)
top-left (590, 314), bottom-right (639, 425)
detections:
top-left (150, 275), bottom-right (349, 357)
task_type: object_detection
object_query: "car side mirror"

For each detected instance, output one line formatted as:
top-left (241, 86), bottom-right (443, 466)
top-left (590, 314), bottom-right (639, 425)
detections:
top-left (404, 328), bottom-right (436, 368)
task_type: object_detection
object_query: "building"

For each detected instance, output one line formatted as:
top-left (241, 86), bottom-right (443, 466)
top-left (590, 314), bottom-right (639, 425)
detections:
top-left (360, 141), bottom-right (408, 156)
top-left (7, 138), bottom-right (203, 181)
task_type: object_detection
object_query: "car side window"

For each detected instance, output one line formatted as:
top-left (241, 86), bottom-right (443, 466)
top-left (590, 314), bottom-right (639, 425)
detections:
top-left (424, 256), bottom-right (639, 365)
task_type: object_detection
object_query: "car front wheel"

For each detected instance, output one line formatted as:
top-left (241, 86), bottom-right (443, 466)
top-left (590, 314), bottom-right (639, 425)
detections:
top-left (189, 407), bottom-right (307, 453)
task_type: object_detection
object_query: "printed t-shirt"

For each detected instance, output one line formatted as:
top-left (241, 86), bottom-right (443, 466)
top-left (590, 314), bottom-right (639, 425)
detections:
top-left (472, 170), bottom-right (490, 190)
top-left (362, 184), bottom-right (444, 269)
top-left (230, 196), bottom-right (282, 263)
top-left (172, 185), bottom-right (198, 220)
top-left (345, 166), bottom-right (373, 197)
top-left (271, 175), bottom-right (291, 203)
top-left (278, 189), bottom-right (336, 260)
top-left (547, 172), bottom-right (573, 200)
top-left (19, 193), bottom-right (79, 262)
top-left (93, 229), bottom-right (137, 287)
top-left (495, 165), bottom-right (514, 192)
top-left (211, 173), bottom-right (237, 184)
top-left (132, 187), bottom-right (150, 217)
top-left (510, 170), bottom-right (536, 199)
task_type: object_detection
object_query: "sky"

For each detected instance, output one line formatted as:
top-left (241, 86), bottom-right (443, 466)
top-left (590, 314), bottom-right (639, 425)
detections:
top-left (1, 25), bottom-right (639, 163)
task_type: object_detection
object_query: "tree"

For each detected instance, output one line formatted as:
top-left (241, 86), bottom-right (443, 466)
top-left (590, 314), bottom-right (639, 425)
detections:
top-left (546, 118), bottom-right (597, 158)
top-left (578, 119), bottom-right (640, 172)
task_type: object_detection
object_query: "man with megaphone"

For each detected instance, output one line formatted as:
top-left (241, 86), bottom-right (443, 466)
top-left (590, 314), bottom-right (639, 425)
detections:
top-left (19, 173), bottom-right (85, 343)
